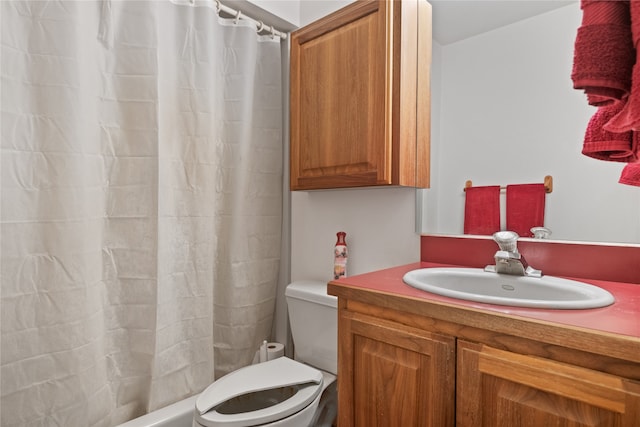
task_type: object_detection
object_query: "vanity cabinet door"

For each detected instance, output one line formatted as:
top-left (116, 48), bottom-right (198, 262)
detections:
top-left (337, 309), bottom-right (455, 427)
top-left (457, 340), bottom-right (640, 427)
top-left (289, 0), bottom-right (431, 190)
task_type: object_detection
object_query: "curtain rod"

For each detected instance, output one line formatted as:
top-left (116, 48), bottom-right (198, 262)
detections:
top-left (171, 0), bottom-right (288, 39)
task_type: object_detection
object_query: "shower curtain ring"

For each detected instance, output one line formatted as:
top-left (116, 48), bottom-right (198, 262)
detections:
top-left (257, 20), bottom-right (265, 33)
top-left (270, 25), bottom-right (275, 39)
top-left (215, 0), bottom-right (221, 13)
top-left (234, 10), bottom-right (242, 24)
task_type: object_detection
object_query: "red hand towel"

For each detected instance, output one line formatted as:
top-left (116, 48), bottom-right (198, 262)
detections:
top-left (583, 100), bottom-right (639, 162)
top-left (603, 1), bottom-right (640, 132)
top-left (506, 184), bottom-right (546, 238)
top-left (464, 186), bottom-right (501, 236)
top-left (572, 0), bottom-right (634, 106)
top-left (619, 161), bottom-right (640, 186)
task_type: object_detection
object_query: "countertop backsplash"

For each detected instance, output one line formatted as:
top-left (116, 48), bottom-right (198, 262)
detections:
top-left (421, 234), bottom-right (640, 284)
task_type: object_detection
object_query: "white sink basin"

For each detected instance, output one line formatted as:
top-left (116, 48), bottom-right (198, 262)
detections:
top-left (402, 268), bottom-right (615, 309)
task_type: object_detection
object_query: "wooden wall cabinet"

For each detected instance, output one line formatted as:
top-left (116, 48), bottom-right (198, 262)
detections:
top-left (333, 297), bottom-right (640, 427)
top-left (289, 0), bottom-right (431, 190)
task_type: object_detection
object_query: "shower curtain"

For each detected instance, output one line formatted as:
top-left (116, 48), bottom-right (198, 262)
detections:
top-left (1, 1), bottom-right (283, 425)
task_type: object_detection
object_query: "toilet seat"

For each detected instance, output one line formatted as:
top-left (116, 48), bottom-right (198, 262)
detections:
top-left (194, 357), bottom-right (324, 427)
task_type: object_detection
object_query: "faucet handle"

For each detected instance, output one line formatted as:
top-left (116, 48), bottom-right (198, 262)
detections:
top-left (492, 231), bottom-right (519, 253)
top-left (530, 226), bottom-right (552, 239)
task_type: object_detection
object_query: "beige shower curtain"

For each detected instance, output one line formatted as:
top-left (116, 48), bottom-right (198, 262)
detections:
top-left (1, 1), bottom-right (283, 425)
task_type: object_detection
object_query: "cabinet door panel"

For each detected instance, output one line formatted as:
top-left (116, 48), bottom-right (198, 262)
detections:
top-left (338, 311), bottom-right (455, 427)
top-left (297, 10), bottom-right (385, 178)
top-left (457, 341), bottom-right (640, 427)
top-left (354, 335), bottom-right (429, 426)
top-left (290, 1), bottom-right (388, 190)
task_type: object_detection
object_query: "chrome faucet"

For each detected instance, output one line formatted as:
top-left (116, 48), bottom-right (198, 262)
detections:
top-left (484, 231), bottom-right (542, 277)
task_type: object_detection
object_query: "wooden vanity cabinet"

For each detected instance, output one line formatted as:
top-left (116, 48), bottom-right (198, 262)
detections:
top-left (332, 294), bottom-right (640, 427)
top-left (289, 0), bottom-right (431, 190)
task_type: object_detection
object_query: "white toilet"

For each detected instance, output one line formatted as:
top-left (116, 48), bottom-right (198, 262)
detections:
top-left (193, 280), bottom-right (338, 427)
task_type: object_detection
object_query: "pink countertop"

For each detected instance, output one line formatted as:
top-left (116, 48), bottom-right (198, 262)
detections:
top-left (332, 261), bottom-right (640, 339)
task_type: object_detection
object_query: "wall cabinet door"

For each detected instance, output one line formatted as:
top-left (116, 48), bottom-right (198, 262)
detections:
top-left (457, 340), bottom-right (640, 427)
top-left (337, 310), bottom-right (455, 427)
top-left (290, 0), bottom-right (431, 190)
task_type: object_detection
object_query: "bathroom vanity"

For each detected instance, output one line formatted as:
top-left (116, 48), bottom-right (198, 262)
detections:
top-left (327, 237), bottom-right (640, 426)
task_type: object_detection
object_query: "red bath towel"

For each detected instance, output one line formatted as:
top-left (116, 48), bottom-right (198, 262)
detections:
top-left (464, 186), bottom-right (501, 236)
top-left (603, 1), bottom-right (640, 132)
top-left (583, 100), bottom-right (638, 162)
top-left (572, 0), bottom-right (634, 106)
top-left (506, 184), bottom-right (546, 238)
top-left (619, 161), bottom-right (640, 186)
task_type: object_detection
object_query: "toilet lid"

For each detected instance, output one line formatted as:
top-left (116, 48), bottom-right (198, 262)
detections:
top-left (195, 357), bottom-right (323, 427)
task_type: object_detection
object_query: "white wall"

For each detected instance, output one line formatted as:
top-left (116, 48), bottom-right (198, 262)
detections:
top-left (245, 0), bottom-right (300, 27)
top-left (425, 5), bottom-right (640, 243)
top-left (291, 188), bottom-right (421, 282)
top-left (298, 0), bottom-right (354, 26)
top-left (244, 0), bottom-right (353, 28)
top-left (422, 40), bottom-right (442, 233)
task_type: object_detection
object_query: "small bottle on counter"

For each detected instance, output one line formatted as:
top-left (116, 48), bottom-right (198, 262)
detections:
top-left (334, 231), bottom-right (348, 280)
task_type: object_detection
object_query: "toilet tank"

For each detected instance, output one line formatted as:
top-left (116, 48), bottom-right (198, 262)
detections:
top-left (285, 280), bottom-right (337, 375)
